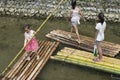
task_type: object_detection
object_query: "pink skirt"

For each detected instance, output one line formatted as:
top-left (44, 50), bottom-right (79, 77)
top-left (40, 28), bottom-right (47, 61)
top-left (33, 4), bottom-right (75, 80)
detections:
top-left (25, 38), bottom-right (38, 52)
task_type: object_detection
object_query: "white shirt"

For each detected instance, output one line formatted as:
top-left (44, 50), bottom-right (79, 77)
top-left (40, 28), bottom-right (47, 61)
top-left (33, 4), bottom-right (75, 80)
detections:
top-left (96, 22), bottom-right (106, 41)
top-left (71, 10), bottom-right (80, 21)
top-left (24, 30), bottom-right (35, 41)
top-left (71, 7), bottom-right (80, 22)
top-left (24, 30), bottom-right (35, 46)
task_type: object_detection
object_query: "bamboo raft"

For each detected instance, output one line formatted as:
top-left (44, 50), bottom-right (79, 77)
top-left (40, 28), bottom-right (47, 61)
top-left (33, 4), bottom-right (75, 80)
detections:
top-left (51, 47), bottom-right (120, 75)
top-left (2, 41), bottom-right (59, 80)
top-left (46, 30), bottom-right (120, 57)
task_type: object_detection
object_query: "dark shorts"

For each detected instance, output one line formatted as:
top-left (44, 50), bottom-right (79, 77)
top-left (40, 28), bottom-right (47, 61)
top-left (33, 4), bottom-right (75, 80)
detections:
top-left (95, 41), bottom-right (102, 45)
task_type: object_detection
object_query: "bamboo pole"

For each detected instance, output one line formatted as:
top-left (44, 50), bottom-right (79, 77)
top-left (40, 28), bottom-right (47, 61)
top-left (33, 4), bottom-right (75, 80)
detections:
top-left (46, 30), bottom-right (120, 57)
top-left (7, 52), bottom-right (31, 78)
top-left (16, 41), bottom-right (46, 80)
top-left (56, 30), bottom-right (120, 50)
top-left (46, 33), bottom-right (95, 51)
top-left (31, 42), bottom-right (59, 80)
top-left (62, 47), bottom-right (120, 64)
top-left (51, 30), bottom-right (119, 52)
top-left (51, 55), bottom-right (120, 75)
top-left (27, 41), bottom-right (55, 80)
top-left (2, 40), bottom-right (59, 80)
top-left (7, 41), bottom-right (43, 79)
top-left (57, 52), bottom-right (120, 69)
top-left (5, 49), bottom-right (27, 78)
top-left (10, 41), bottom-right (43, 79)
top-left (22, 41), bottom-right (52, 79)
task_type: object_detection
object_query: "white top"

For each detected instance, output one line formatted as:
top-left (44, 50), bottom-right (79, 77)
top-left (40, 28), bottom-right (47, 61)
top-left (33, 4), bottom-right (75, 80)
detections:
top-left (24, 30), bottom-right (35, 46)
top-left (96, 22), bottom-right (106, 41)
top-left (71, 10), bottom-right (80, 21)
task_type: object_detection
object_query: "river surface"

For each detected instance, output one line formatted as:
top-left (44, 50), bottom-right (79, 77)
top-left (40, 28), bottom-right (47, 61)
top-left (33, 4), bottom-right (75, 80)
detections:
top-left (0, 16), bottom-right (120, 80)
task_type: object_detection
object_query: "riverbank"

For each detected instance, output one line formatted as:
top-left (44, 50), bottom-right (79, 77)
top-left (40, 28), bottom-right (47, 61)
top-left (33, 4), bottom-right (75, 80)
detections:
top-left (0, 0), bottom-right (120, 22)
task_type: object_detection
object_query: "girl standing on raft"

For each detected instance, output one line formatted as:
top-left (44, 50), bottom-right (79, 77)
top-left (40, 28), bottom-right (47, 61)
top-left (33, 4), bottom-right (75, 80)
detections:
top-left (94, 12), bottom-right (106, 62)
top-left (69, 0), bottom-right (85, 43)
top-left (24, 25), bottom-right (39, 60)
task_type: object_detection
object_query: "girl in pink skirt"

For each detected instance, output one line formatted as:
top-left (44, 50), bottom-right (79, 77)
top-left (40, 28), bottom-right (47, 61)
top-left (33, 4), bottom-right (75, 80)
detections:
top-left (24, 25), bottom-right (39, 60)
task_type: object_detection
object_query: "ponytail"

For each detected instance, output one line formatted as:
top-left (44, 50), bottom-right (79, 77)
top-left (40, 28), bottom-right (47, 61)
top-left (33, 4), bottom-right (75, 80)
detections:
top-left (71, 0), bottom-right (76, 9)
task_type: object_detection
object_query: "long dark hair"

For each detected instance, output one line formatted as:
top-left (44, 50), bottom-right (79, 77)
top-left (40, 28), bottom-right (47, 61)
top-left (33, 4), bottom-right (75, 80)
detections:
top-left (71, 0), bottom-right (76, 9)
top-left (24, 24), bottom-right (30, 29)
top-left (98, 12), bottom-right (105, 24)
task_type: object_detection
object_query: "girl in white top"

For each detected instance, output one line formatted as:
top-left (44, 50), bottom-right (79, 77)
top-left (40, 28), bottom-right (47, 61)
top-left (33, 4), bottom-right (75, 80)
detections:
top-left (69, 0), bottom-right (85, 43)
top-left (94, 13), bottom-right (106, 62)
top-left (24, 25), bottom-right (39, 60)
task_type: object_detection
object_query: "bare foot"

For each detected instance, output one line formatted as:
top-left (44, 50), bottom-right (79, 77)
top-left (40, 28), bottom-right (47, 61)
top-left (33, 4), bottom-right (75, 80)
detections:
top-left (26, 56), bottom-right (30, 61)
top-left (36, 55), bottom-right (40, 60)
top-left (93, 58), bottom-right (102, 62)
top-left (76, 39), bottom-right (81, 44)
top-left (68, 34), bottom-right (71, 39)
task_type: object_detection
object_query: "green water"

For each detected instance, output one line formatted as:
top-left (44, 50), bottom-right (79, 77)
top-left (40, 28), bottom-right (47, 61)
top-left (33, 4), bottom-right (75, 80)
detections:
top-left (0, 16), bottom-right (120, 80)
top-left (37, 60), bottom-right (114, 80)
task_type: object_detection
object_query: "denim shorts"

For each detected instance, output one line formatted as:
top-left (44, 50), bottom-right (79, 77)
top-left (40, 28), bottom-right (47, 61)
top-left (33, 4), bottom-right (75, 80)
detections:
top-left (95, 41), bottom-right (102, 45)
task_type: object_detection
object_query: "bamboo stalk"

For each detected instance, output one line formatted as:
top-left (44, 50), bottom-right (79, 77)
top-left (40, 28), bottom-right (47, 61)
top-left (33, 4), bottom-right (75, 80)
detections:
top-left (7, 41), bottom-right (43, 79)
top-left (11, 41), bottom-right (43, 79)
top-left (5, 49), bottom-right (27, 78)
top-left (56, 29), bottom-right (120, 50)
top-left (51, 30), bottom-right (119, 52)
top-left (7, 52), bottom-right (31, 79)
top-left (57, 52), bottom-right (120, 69)
top-left (3, 41), bottom-right (59, 80)
top-left (62, 47), bottom-right (120, 64)
top-left (31, 42), bottom-right (59, 80)
top-left (46, 33), bottom-right (95, 52)
top-left (56, 29), bottom-right (120, 48)
top-left (27, 41), bottom-right (54, 80)
top-left (51, 55), bottom-right (120, 75)
top-left (17, 41), bottom-right (46, 79)
top-left (21, 41), bottom-right (46, 79)
top-left (23, 41), bottom-right (52, 79)
top-left (46, 30), bottom-right (120, 57)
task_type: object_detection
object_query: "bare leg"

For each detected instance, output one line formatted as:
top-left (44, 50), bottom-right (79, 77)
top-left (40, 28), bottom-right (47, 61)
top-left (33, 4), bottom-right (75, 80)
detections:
top-left (71, 26), bottom-right (74, 33)
top-left (33, 49), bottom-right (39, 60)
top-left (93, 43), bottom-right (103, 62)
top-left (69, 26), bottom-right (74, 38)
top-left (97, 43), bottom-right (103, 61)
top-left (74, 25), bottom-right (81, 43)
top-left (25, 51), bottom-right (31, 61)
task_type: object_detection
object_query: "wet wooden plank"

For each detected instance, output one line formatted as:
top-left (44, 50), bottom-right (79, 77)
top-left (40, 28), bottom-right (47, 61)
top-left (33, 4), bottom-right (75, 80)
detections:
top-left (3, 41), bottom-right (59, 80)
top-left (46, 30), bottom-right (120, 57)
top-left (23, 41), bottom-right (52, 80)
top-left (8, 41), bottom-right (44, 79)
top-left (17, 41), bottom-right (50, 80)
top-left (31, 42), bottom-right (59, 80)
top-left (51, 47), bottom-right (120, 75)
